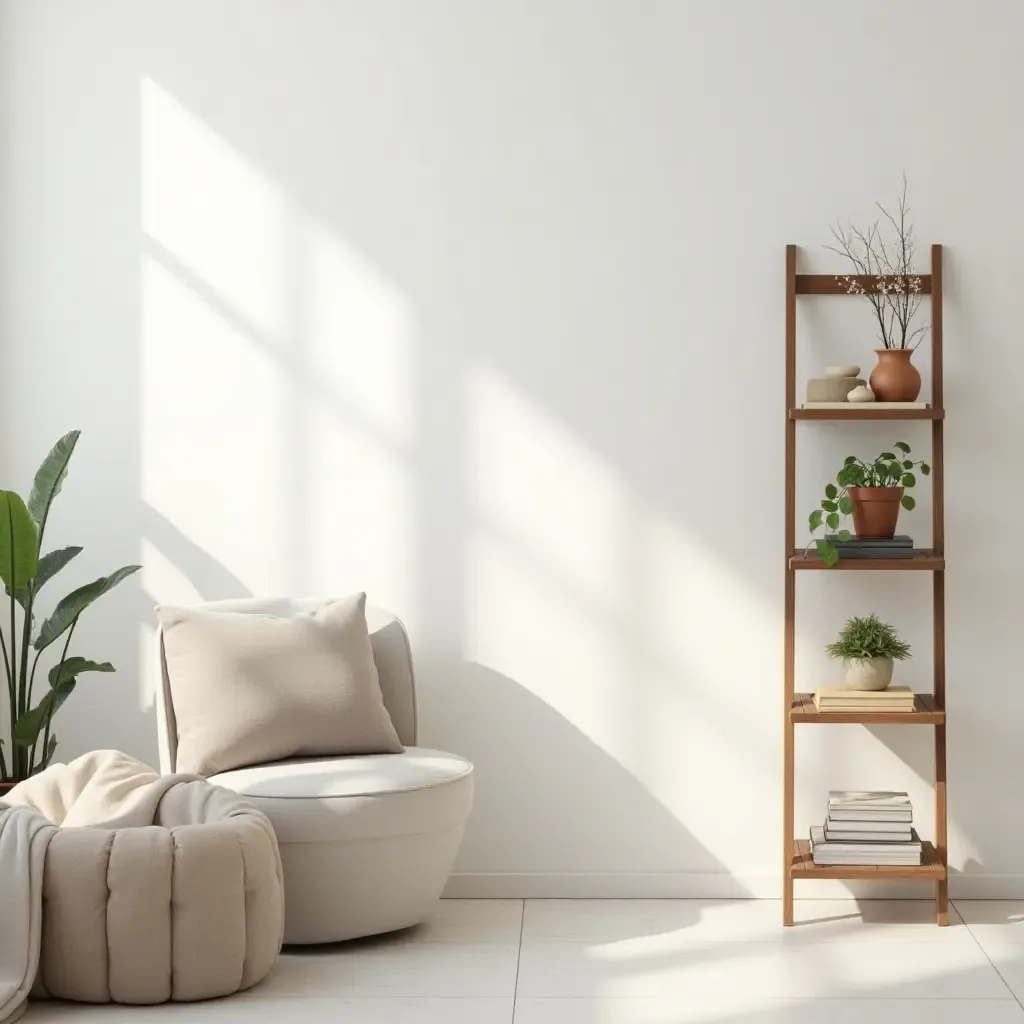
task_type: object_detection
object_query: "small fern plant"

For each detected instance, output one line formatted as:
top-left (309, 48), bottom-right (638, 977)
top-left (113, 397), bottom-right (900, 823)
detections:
top-left (826, 614), bottom-right (912, 662)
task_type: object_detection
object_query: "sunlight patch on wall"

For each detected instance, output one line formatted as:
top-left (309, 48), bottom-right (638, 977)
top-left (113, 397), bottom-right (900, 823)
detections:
top-left (465, 531), bottom-right (623, 739)
top-left (140, 78), bottom-right (418, 610)
top-left (141, 78), bottom-right (292, 343)
top-left (464, 365), bottom-right (632, 745)
top-left (467, 367), bottom-right (627, 611)
top-left (140, 536), bottom-right (204, 607)
top-left (303, 402), bottom-right (415, 612)
top-left (306, 221), bottom-right (415, 447)
top-left (137, 538), bottom-right (201, 713)
top-left (141, 256), bottom-right (288, 595)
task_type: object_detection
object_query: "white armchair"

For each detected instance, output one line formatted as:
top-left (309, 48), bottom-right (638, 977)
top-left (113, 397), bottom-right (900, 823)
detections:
top-left (156, 599), bottom-right (473, 944)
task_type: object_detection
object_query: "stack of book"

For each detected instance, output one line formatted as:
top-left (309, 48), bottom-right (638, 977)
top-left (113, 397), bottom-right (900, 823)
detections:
top-left (814, 685), bottom-right (916, 713)
top-left (810, 791), bottom-right (922, 866)
top-left (825, 534), bottom-right (914, 559)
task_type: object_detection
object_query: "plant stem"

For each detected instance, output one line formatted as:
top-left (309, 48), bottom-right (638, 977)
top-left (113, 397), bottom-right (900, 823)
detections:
top-left (18, 590), bottom-right (32, 720)
top-left (25, 649), bottom-right (42, 717)
top-left (0, 624), bottom-right (14, 761)
top-left (9, 576), bottom-right (20, 779)
top-left (33, 619), bottom-right (75, 774)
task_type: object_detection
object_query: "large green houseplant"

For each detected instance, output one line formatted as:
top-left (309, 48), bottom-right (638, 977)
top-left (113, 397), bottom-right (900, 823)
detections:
top-left (0, 431), bottom-right (139, 786)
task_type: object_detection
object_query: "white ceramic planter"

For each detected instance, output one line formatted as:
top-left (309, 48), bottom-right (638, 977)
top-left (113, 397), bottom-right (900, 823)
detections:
top-left (842, 656), bottom-right (894, 691)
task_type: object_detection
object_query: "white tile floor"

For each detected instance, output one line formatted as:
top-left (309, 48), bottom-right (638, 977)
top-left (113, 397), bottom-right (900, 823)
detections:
top-left (22, 899), bottom-right (1024, 1022)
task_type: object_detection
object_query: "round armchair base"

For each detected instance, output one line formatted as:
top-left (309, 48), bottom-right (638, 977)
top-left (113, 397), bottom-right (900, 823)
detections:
top-left (212, 748), bottom-right (474, 944)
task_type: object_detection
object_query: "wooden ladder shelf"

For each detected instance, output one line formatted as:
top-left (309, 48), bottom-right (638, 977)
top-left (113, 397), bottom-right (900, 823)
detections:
top-left (782, 244), bottom-right (947, 926)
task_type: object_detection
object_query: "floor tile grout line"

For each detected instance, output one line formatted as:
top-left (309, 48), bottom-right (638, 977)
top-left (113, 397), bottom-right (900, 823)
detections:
top-left (511, 899), bottom-right (526, 1021)
top-left (951, 899), bottom-right (1024, 1013)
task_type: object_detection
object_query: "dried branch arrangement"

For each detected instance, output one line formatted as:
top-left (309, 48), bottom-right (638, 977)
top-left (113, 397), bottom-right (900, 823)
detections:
top-left (828, 177), bottom-right (929, 351)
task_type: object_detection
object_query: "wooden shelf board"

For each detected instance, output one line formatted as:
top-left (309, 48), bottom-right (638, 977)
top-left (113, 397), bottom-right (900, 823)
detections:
top-left (791, 839), bottom-right (945, 880)
top-left (795, 273), bottom-right (933, 296)
top-left (790, 692), bottom-right (944, 725)
top-left (791, 407), bottom-right (944, 421)
top-left (790, 550), bottom-right (944, 571)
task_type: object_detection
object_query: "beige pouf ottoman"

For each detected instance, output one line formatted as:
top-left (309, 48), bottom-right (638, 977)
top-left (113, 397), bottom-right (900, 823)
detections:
top-left (34, 780), bottom-right (283, 1003)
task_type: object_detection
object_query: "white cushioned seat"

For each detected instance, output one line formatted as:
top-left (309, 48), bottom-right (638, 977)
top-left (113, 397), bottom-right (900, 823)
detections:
top-left (211, 749), bottom-right (474, 844)
top-left (157, 600), bottom-right (474, 944)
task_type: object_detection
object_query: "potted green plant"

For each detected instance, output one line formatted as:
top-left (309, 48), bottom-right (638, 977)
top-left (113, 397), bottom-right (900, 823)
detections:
top-left (826, 614), bottom-right (912, 691)
top-left (807, 440), bottom-right (930, 566)
top-left (0, 431), bottom-right (139, 793)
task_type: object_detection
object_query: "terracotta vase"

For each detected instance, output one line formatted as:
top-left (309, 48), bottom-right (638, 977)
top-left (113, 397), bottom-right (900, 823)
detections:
top-left (847, 486), bottom-right (903, 540)
top-left (869, 348), bottom-right (921, 402)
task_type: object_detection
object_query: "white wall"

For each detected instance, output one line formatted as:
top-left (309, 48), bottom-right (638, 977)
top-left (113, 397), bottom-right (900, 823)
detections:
top-left (1, 0), bottom-right (1021, 897)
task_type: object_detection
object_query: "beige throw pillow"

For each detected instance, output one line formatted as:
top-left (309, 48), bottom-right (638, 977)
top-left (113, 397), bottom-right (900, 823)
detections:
top-left (158, 594), bottom-right (403, 776)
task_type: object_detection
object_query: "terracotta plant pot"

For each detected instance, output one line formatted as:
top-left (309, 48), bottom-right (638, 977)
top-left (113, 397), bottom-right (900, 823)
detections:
top-left (843, 656), bottom-right (894, 691)
top-left (869, 348), bottom-right (921, 402)
top-left (847, 486), bottom-right (903, 539)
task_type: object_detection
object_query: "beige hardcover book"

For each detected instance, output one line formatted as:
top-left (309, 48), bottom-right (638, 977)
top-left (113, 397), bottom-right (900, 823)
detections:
top-left (817, 705), bottom-right (915, 712)
top-left (817, 685), bottom-right (914, 700)
top-left (801, 401), bottom-right (930, 409)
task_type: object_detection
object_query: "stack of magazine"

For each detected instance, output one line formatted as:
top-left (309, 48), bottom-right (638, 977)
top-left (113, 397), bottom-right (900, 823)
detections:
top-left (810, 791), bottom-right (922, 866)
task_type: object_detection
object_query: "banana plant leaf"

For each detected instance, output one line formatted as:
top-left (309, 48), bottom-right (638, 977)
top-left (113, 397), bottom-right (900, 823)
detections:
top-left (49, 657), bottom-right (114, 688)
top-left (36, 735), bottom-right (57, 771)
top-left (27, 430), bottom-right (80, 528)
top-left (14, 676), bottom-right (77, 746)
top-left (35, 565), bottom-right (141, 652)
top-left (14, 660), bottom-right (114, 748)
top-left (0, 491), bottom-right (39, 594)
top-left (10, 545), bottom-right (83, 610)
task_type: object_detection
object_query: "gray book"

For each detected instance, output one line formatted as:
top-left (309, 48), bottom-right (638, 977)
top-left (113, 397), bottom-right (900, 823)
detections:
top-left (826, 827), bottom-right (914, 842)
top-left (828, 807), bottom-right (913, 822)
top-left (826, 535), bottom-right (913, 547)
top-left (810, 826), bottom-right (922, 865)
top-left (825, 815), bottom-right (912, 834)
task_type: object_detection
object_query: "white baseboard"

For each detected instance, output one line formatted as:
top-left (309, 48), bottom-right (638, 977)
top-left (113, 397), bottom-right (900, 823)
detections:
top-left (948, 875), bottom-right (1024, 899)
top-left (444, 871), bottom-right (1024, 901)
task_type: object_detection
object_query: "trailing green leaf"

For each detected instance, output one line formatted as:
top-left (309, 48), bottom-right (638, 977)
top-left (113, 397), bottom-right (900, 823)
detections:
top-left (809, 510), bottom-right (823, 531)
top-left (894, 441), bottom-right (911, 454)
top-left (825, 484), bottom-right (837, 500)
top-left (826, 512), bottom-right (840, 530)
top-left (821, 499), bottom-right (837, 513)
top-left (815, 539), bottom-right (839, 567)
top-left (921, 463), bottom-right (931, 476)
top-left (838, 496), bottom-right (854, 515)
top-left (34, 565), bottom-right (141, 651)
top-left (902, 473), bottom-right (916, 487)
top-left (901, 494), bottom-right (916, 510)
top-left (836, 529), bottom-right (851, 542)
